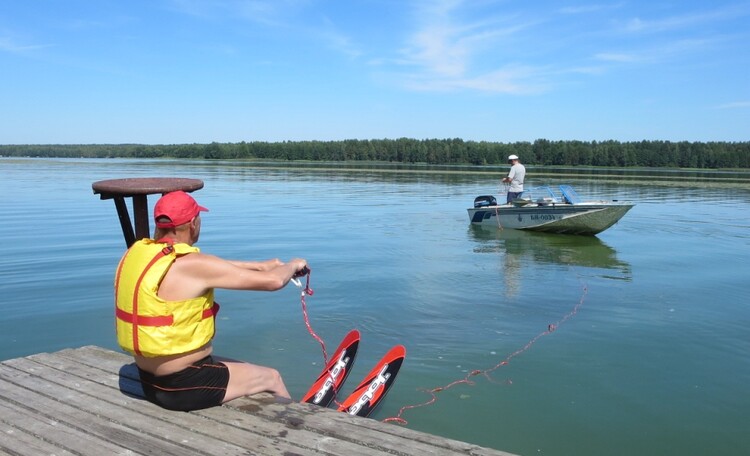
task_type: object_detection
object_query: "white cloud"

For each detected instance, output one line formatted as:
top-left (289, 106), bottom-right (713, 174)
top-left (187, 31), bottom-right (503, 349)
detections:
top-left (167, 0), bottom-right (308, 26)
top-left (168, 0), bottom-right (361, 58)
top-left (594, 36), bottom-right (718, 66)
top-left (620, 5), bottom-right (750, 34)
top-left (389, 0), bottom-right (542, 94)
top-left (715, 101), bottom-right (750, 109)
top-left (0, 36), bottom-right (50, 54)
top-left (318, 16), bottom-right (362, 58)
top-left (401, 64), bottom-right (547, 94)
top-left (559, 3), bottom-right (625, 15)
top-left (457, 66), bottom-right (549, 94)
top-left (594, 52), bottom-right (640, 63)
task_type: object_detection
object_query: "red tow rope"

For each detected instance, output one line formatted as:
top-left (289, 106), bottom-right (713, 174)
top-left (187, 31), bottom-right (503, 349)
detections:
top-left (382, 284), bottom-right (588, 425)
top-left (294, 269), bottom-right (329, 366)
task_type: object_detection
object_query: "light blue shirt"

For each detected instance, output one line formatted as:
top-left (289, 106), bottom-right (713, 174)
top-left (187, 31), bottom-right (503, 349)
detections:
top-left (507, 163), bottom-right (526, 192)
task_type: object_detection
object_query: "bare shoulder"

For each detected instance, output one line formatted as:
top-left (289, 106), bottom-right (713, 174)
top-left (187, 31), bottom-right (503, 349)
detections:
top-left (158, 252), bottom-right (226, 299)
top-left (175, 251), bottom-right (232, 272)
top-left (161, 251), bottom-right (240, 298)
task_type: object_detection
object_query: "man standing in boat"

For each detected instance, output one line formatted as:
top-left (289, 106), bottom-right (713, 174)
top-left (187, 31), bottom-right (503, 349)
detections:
top-left (114, 190), bottom-right (308, 411)
top-left (502, 154), bottom-right (526, 203)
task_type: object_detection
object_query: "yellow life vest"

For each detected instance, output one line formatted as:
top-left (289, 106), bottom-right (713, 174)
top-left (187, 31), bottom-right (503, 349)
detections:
top-left (115, 239), bottom-right (219, 357)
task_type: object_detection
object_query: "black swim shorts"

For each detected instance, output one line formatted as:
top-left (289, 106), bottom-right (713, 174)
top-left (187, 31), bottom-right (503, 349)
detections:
top-left (138, 355), bottom-right (230, 412)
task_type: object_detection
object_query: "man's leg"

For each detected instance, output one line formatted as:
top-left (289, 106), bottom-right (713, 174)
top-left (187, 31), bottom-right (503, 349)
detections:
top-left (222, 361), bottom-right (291, 402)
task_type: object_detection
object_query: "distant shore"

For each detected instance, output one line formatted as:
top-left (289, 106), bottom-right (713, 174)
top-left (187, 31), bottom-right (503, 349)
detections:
top-left (1, 138), bottom-right (748, 169)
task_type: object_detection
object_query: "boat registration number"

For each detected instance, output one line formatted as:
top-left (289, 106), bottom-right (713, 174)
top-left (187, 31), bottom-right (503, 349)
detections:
top-left (530, 214), bottom-right (558, 221)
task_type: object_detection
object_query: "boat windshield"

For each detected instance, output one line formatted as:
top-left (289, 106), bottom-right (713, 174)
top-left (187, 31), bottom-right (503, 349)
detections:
top-left (520, 185), bottom-right (581, 205)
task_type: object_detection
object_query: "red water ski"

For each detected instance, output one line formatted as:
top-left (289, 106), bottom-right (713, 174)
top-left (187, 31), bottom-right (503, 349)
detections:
top-left (337, 345), bottom-right (406, 417)
top-left (301, 329), bottom-right (360, 407)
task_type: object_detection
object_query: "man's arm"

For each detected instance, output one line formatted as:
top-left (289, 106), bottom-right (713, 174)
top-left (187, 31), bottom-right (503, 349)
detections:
top-left (197, 254), bottom-right (306, 291)
top-left (227, 258), bottom-right (284, 271)
top-left (158, 253), bottom-right (307, 301)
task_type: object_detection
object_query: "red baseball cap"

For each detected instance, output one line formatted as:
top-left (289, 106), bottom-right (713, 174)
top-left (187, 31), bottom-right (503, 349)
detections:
top-left (154, 191), bottom-right (208, 228)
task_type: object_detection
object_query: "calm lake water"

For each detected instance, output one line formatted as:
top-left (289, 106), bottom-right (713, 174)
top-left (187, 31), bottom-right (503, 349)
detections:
top-left (1, 158), bottom-right (749, 455)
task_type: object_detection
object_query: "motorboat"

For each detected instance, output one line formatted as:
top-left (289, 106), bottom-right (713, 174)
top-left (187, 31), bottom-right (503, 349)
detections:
top-left (467, 185), bottom-right (634, 236)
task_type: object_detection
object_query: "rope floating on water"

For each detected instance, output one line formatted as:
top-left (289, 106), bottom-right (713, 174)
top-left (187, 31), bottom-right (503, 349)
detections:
top-left (382, 284), bottom-right (588, 425)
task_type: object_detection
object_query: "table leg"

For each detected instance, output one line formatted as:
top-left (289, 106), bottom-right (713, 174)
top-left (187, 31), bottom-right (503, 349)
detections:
top-left (132, 194), bottom-right (150, 242)
top-left (113, 197), bottom-right (136, 248)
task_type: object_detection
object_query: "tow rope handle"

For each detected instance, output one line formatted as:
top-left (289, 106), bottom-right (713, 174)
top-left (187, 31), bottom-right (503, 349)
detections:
top-left (290, 266), bottom-right (313, 296)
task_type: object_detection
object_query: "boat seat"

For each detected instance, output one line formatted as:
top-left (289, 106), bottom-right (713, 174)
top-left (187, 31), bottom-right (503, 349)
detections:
top-left (559, 185), bottom-right (581, 204)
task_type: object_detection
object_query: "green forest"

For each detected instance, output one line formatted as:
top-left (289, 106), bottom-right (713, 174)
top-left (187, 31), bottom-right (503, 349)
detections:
top-left (1, 139), bottom-right (748, 169)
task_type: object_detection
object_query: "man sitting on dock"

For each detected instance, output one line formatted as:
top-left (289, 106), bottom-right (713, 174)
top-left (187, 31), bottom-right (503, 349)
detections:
top-left (114, 190), bottom-right (308, 411)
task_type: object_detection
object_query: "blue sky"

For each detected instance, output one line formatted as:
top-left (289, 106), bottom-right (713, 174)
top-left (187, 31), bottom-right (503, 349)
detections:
top-left (1, 0), bottom-right (748, 144)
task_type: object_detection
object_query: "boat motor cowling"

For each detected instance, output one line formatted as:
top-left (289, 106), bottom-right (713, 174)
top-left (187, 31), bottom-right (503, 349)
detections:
top-left (474, 195), bottom-right (497, 207)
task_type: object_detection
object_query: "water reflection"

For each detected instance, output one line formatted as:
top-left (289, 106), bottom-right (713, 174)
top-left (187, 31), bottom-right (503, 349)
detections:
top-left (468, 225), bottom-right (632, 296)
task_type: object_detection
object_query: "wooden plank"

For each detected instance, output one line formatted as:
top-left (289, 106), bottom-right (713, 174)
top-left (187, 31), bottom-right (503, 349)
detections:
top-left (43, 349), bottom-right (415, 456)
top-left (26, 352), bottom-right (390, 456)
top-left (227, 396), bottom-right (511, 456)
top-left (0, 347), bottom-right (515, 456)
top-left (0, 410), bottom-right (78, 456)
top-left (1, 357), bottom-right (329, 456)
top-left (0, 362), bottom-right (218, 456)
top-left (54, 346), bottom-right (514, 456)
top-left (0, 428), bottom-right (74, 456)
top-left (58, 348), bottom-right (466, 455)
top-left (0, 398), bottom-right (129, 455)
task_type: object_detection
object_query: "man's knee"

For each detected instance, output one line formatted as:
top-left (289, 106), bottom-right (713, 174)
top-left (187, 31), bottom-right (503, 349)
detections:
top-left (265, 367), bottom-right (283, 386)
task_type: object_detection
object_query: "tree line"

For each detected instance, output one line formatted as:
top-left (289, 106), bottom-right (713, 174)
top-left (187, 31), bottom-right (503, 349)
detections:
top-left (1, 139), bottom-right (748, 168)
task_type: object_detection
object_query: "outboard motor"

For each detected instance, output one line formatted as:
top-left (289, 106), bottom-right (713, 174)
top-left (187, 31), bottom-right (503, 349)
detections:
top-left (474, 195), bottom-right (497, 207)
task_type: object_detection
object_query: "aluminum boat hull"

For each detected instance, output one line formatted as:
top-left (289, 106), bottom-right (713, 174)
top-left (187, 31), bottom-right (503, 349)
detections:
top-left (467, 202), bottom-right (634, 236)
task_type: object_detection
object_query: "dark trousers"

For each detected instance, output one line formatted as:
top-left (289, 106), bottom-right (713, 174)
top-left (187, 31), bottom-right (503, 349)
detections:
top-left (507, 191), bottom-right (522, 203)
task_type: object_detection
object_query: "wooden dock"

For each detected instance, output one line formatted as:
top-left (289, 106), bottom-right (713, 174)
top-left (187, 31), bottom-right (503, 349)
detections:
top-left (0, 346), bottom-right (515, 455)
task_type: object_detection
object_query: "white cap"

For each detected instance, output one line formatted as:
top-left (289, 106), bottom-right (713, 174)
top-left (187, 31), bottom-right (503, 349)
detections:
top-left (508, 154), bottom-right (519, 160)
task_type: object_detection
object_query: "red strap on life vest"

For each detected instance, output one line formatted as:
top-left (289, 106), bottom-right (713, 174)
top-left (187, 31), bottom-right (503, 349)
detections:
top-left (129, 246), bottom-right (173, 355)
top-left (116, 302), bottom-right (219, 326)
top-left (116, 307), bottom-right (174, 326)
top-left (205, 302), bottom-right (220, 318)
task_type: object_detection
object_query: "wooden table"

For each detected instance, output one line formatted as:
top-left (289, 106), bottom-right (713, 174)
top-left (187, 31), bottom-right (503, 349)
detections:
top-left (92, 177), bottom-right (204, 247)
